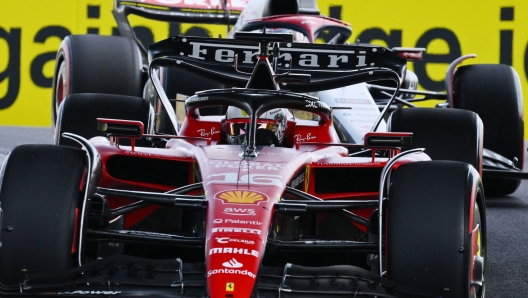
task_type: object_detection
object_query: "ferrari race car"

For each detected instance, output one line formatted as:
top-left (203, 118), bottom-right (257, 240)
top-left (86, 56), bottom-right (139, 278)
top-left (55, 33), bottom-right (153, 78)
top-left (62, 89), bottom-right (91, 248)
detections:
top-left (50, 0), bottom-right (526, 199)
top-left (1, 29), bottom-right (486, 297)
top-left (230, 4), bottom-right (526, 198)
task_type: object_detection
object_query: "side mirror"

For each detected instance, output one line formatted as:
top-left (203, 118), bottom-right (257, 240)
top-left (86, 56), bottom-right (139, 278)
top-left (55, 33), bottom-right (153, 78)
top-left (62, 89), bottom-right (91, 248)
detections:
top-left (364, 132), bottom-right (412, 149)
top-left (97, 118), bottom-right (144, 138)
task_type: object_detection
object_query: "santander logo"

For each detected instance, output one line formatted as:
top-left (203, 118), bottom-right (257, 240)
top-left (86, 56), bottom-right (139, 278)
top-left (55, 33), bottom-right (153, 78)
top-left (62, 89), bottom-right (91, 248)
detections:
top-left (222, 258), bottom-right (243, 268)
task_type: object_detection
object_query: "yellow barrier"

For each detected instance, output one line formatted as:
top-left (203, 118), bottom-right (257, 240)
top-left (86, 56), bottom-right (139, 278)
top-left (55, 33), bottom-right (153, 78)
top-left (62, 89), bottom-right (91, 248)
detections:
top-left (1, 0), bottom-right (528, 131)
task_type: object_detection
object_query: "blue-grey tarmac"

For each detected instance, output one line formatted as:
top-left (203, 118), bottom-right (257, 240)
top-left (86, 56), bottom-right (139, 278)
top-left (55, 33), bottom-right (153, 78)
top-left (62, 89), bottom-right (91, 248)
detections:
top-left (0, 126), bottom-right (527, 297)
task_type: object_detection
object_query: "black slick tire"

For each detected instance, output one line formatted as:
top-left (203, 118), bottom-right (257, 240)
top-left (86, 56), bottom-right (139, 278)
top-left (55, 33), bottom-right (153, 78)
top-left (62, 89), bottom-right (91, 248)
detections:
top-left (0, 145), bottom-right (87, 286)
top-left (52, 35), bottom-right (143, 126)
top-left (454, 64), bottom-right (524, 196)
top-left (387, 108), bottom-right (483, 172)
top-left (387, 160), bottom-right (486, 297)
top-left (55, 93), bottom-right (153, 148)
top-left (154, 67), bottom-right (224, 134)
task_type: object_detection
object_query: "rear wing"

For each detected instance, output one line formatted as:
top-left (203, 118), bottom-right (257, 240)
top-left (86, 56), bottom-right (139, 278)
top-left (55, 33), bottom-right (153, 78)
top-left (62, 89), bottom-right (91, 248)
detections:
top-left (148, 35), bottom-right (407, 93)
top-left (113, 0), bottom-right (246, 54)
top-left (113, 0), bottom-right (245, 24)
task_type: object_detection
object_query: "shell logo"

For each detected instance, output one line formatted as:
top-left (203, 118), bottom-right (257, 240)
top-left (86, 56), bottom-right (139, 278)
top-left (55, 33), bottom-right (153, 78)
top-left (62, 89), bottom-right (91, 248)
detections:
top-left (215, 190), bottom-right (268, 205)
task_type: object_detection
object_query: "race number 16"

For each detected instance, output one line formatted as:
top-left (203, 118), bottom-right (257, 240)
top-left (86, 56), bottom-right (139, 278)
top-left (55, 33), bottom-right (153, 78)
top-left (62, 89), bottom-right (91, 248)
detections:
top-left (207, 173), bottom-right (283, 187)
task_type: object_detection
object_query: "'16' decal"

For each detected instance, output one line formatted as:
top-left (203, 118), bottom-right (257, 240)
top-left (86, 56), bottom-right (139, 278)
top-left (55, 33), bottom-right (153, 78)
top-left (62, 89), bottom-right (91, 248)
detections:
top-left (206, 173), bottom-right (283, 187)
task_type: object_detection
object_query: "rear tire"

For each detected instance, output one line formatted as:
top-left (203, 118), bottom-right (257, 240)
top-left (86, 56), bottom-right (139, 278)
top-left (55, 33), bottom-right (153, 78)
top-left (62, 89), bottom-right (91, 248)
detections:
top-left (387, 160), bottom-right (486, 297)
top-left (52, 35), bottom-right (143, 126)
top-left (55, 93), bottom-right (153, 148)
top-left (0, 145), bottom-right (87, 286)
top-left (454, 64), bottom-right (524, 196)
top-left (387, 108), bottom-right (483, 172)
top-left (153, 68), bottom-right (224, 134)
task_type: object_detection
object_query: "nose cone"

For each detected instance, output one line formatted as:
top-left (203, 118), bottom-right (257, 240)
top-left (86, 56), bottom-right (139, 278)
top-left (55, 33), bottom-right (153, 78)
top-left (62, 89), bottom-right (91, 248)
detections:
top-left (200, 157), bottom-right (291, 297)
top-left (206, 234), bottom-right (264, 298)
top-left (203, 186), bottom-right (277, 297)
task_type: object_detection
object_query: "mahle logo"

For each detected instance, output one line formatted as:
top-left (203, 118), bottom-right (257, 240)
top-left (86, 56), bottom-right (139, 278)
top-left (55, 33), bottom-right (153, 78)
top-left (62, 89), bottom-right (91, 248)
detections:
top-left (215, 190), bottom-right (268, 205)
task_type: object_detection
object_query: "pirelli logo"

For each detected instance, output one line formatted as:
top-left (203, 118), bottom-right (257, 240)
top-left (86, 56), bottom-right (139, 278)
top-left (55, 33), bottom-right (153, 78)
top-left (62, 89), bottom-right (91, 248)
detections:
top-left (212, 227), bottom-right (261, 235)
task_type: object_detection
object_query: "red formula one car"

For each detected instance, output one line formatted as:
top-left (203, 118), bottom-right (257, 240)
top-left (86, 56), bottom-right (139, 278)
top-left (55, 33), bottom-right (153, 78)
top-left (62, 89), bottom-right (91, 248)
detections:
top-left (50, 0), bottom-right (526, 200)
top-left (1, 31), bottom-right (485, 297)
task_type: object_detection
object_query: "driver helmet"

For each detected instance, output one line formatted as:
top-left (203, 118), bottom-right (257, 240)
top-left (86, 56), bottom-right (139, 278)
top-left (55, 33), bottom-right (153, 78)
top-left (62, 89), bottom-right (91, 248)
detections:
top-left (225, 107), bottom-right (291, 146)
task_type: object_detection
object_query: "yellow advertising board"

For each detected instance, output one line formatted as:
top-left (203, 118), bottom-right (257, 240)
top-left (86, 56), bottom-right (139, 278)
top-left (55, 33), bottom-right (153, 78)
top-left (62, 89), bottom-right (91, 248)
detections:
top-left (1, 0), bottom-right (528, 132)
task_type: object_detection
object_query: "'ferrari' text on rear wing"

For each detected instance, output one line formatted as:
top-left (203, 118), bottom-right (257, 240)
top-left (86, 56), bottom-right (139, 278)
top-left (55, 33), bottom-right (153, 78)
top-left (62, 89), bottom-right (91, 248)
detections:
top-left (149, 35), bottom-right (407, 92)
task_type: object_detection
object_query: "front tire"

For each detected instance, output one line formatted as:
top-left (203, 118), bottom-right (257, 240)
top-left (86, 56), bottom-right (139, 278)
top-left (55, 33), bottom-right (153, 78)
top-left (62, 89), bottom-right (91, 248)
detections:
top-left (0, 145), bottom-right (87, 287)
top-left (387, 160), bottom-right (486, 297)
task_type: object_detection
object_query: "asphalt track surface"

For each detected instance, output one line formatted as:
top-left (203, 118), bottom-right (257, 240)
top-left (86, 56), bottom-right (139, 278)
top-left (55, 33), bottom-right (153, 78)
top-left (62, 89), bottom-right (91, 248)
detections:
top-left (0, 126), bottom-right (527, 297)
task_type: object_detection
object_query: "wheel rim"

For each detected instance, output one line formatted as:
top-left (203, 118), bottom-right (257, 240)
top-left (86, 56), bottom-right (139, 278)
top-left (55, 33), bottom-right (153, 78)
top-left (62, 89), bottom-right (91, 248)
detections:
top-left (53, 60), bottom-right (67, 125)
top-left (471, 201), bottom-right (485, 298)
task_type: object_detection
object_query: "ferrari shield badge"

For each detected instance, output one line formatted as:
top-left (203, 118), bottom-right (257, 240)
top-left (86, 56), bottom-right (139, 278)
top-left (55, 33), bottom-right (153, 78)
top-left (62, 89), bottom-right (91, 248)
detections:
top-left (226, 282), bottom-right (234, 292)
